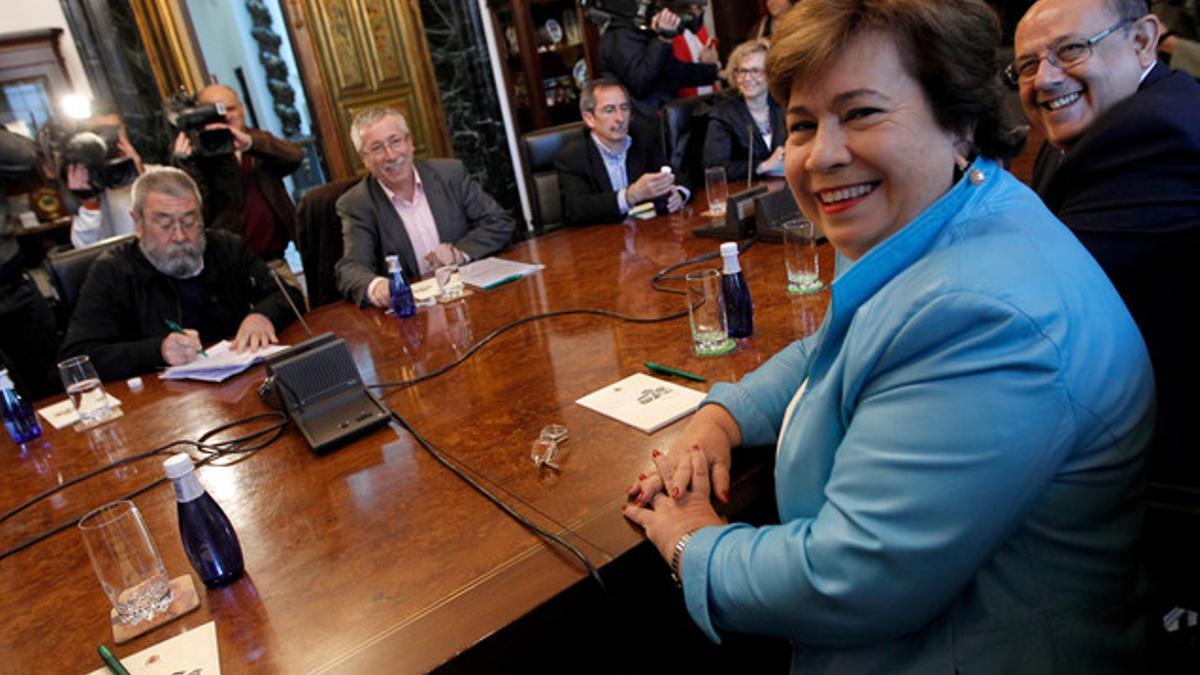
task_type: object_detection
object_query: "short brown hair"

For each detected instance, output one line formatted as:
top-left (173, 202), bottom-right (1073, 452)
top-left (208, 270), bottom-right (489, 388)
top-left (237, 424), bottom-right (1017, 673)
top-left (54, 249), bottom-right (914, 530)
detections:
top-left (766, 0), bottom-right (1024, 159)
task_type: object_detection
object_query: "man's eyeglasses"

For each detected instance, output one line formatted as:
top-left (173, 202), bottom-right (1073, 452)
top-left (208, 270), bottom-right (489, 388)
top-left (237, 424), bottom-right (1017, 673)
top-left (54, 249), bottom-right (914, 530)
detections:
top-left (733, 67), bottom-right (765, 79)
top-left (363, 136), bottom-right (408, 158)
top-left (1004, 16), bottom-right (1137, 85)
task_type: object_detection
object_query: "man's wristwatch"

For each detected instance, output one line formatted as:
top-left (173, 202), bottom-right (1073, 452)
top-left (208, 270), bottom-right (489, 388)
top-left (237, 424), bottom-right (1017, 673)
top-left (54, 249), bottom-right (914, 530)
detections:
top-left (669, 531), bottom-right (695, 588)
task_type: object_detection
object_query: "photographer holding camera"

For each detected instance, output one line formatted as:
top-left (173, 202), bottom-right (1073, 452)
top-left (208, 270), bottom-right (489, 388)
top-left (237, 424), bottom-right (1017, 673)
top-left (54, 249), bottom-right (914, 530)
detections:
top-left (596, 0), bottom-right (720, 124)
top-left (64, 109), bottom-right (152, 249)
top-left (173, 84), bottom-right (303, 283)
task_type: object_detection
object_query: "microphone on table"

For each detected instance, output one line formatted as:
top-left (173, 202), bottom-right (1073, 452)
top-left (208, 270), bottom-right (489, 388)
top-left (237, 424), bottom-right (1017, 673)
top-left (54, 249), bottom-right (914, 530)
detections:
top-left (270, 268), bottom-right (314, 338)
top-left (747, 122), bottom-right (755, 188)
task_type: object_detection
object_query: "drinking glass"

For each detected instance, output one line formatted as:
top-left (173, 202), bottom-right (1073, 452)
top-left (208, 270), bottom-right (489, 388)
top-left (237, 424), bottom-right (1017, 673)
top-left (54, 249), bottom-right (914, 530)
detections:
top-left (435, 265), bottom-right (465, 300)
top-left (78, 500), bottom-right (173, 625)
top-left (58, 355), bottom-right (113, 428)
top-left (685, 269), bottom-right (735, 357)
top-left (782, 216), bottom-right (824, 295)
top-left (704, 167), bottom-right (728, 216)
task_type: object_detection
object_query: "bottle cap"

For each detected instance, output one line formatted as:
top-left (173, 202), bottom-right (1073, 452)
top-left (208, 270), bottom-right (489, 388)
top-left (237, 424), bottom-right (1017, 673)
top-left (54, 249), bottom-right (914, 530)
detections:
top-left (385, 255), bottom-right (401, 273)
top-left (660, 165), bottom-right (672, 174)
top-left (163, 453), bottom-right (196, 479)
top-left (0, 368), bottom-right (12, 389)
top-left (720, 242), bottom-right (739, 257)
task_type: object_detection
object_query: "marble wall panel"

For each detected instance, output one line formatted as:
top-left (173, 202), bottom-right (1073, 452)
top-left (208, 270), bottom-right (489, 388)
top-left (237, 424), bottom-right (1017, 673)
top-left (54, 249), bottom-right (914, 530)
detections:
top-left (415, 0), bottom-right (520, 220)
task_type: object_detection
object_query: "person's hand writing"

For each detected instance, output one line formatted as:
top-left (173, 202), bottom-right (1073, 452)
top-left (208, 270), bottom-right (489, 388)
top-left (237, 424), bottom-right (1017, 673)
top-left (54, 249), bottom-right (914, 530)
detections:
top-left (173, 131), bottom-right (193, 159)
top-left (161, 329), bottom-right (202, 365)
top-left (623, 447), bottom-right (725, 564)
top-left (627, 171), bottom-right (675, 205)
top-left (627, 404), bottom-right (739, 505)
top-left (232, 313), bottom-right (277, 352)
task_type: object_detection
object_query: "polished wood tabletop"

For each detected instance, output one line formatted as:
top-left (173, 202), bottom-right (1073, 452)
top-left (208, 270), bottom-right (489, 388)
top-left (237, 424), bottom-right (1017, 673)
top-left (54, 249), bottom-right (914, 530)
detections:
top-left (0, 193), bottom-right (833, 674)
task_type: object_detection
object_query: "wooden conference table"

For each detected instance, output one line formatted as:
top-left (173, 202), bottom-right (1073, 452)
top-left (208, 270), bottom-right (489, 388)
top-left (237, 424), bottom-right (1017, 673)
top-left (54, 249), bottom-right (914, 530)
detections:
top-left (0, 194), bottom-right (833, 674)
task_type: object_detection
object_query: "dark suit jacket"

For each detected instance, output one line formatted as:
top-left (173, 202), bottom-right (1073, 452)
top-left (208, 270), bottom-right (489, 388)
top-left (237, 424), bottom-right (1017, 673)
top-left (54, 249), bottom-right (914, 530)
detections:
top-left (334, 158), bottom-right (515, 304)
top-left (181, 128), bottom-right (304, 258)
top-left (702, 95), bottom-right (786, 182)
top-left (554, 123), bottom-right (667, 226)
top-left (1033, 62), bottom-right (1200, 483)
top-left (599, 24), bottom-right (718, 124)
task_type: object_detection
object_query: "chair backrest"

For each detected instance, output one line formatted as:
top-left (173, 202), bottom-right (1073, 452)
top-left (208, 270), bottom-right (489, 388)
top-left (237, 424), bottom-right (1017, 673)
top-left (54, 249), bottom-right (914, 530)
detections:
top-left (295, 175), bottom-right (363, 309)
top-left (520, 121), bottom-right (584, 231)
top-left (46, 234), bottom-right (135, 319)
top-left (659, 90), bottom-right (732, 188)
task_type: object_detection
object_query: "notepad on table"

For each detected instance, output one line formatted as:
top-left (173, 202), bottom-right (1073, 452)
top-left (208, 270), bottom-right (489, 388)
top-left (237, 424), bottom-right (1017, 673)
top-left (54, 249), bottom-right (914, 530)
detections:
top-left (575, 373), bottom-right (706, 433)
top-left (83, 620), bottom-right (220, 675)
top-left (458, 257), bottom-right (544, 289)
top-left (159, 340), bottom-right (288, 383)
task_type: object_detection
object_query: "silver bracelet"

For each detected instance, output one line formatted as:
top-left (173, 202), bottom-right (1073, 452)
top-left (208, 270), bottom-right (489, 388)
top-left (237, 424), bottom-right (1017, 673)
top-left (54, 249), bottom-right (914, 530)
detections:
top-left (669, 531), bottom-right (695, 588)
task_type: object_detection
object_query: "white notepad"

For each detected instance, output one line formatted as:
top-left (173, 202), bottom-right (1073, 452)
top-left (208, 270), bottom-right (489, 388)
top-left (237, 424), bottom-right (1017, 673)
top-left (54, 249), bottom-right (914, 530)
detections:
top-left (159, 340), bottom-right (288, 383)
top-left (575, 373), bottom-right (706, 433)
top-left (457, 257), bottom-right (544, 288)
top-left (83, 620), bottom-right (220, 675)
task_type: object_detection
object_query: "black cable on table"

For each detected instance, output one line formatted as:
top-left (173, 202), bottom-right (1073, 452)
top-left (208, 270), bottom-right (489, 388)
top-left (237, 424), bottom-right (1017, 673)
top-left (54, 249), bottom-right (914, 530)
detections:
top-left (0, 412), bottom-right (288, 562)
top-left (389, 409), bottom-right (611, 600)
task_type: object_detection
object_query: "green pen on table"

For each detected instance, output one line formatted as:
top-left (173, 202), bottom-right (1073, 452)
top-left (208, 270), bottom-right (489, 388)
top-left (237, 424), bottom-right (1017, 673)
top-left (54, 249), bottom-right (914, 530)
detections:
top-left (644, 361), bottom-right (706, 382)
top-left (97, 644), bottom-right (131, 675)
top-left (164, 319), bottom-right (208, 358)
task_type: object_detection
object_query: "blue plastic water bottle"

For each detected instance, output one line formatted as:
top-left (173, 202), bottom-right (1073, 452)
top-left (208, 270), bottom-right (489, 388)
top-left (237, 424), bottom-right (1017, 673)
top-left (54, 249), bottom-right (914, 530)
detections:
top-left (719, 242), bottom-right (754, 338)
top-left (163, 454), bottom-right (245, 588)
top-left (1, 368), bottom-right (42, 444)
top-left (386, 254), bottom-right (416, 318)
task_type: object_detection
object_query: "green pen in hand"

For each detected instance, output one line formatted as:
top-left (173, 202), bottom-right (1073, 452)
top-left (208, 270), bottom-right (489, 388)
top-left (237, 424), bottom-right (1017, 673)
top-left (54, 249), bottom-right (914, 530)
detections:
top-left (164, 319), bottom-right (208, 358)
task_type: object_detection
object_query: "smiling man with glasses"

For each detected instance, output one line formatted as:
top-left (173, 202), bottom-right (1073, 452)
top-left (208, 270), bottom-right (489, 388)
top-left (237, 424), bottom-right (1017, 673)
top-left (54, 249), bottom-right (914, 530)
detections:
top-left (1015, 1), bottom-right (1200, 658)
top-left (335, 107), bottom-right (515, 308)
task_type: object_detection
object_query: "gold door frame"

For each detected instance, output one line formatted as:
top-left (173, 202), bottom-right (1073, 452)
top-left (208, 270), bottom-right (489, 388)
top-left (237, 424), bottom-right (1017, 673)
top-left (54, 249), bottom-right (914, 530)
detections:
top-left (127, 0), bottom-right (451, 182)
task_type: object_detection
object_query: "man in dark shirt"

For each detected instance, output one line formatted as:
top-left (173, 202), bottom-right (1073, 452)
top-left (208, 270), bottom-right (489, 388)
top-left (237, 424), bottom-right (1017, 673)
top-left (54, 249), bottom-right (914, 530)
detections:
top-left (599, 1), bottom-right (720, 124)
top-left (0, 129), bottom-right (58, 398)
top-left (174, 85), bottom-right (303, 280)
top-left (554, 78), bottom-right (684, 226)
top-left (59, 167), bottom-right (303, 380)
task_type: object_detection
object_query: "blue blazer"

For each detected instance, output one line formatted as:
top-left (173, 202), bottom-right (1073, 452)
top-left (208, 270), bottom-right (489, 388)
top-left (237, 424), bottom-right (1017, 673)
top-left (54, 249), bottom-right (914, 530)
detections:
top-left (686, 159), bottom-right (1154, 674)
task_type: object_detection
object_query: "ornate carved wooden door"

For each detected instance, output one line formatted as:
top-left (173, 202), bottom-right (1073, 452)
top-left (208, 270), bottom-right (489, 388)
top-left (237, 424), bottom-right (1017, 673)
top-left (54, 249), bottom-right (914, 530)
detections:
top-left (281, 0), bottom-right (451, 179)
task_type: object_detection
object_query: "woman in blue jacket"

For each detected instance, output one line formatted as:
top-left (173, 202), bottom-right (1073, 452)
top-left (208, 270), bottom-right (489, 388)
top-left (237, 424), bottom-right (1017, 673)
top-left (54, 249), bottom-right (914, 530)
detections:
top-left (624, 1), bottom-right (1155, 673)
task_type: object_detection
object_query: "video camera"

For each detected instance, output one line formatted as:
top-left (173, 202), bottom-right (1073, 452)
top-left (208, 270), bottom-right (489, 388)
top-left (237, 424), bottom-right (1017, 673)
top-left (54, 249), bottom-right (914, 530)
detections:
top-left (580, 0), bottom-right (705, 37)
top-left (166, 91), bottom-right (235, 159)
top-left (59, 125), bottom-right (139, 200)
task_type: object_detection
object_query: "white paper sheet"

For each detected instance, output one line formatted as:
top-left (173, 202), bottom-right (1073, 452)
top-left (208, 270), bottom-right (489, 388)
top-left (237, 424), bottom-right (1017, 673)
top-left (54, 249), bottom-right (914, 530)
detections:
top-left (575, 373), bottom-right (705, 433)
top-left (457, 257), bottom-right (544, 289)
top-left (82, 621), bottom-right (220, 675)
top-left (159, 340), bottom-right (288, 383)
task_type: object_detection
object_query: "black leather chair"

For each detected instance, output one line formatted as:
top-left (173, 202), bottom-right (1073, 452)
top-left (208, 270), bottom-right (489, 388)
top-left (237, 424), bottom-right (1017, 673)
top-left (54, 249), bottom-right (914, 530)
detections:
top-left (295, 175), bottom-right (363, 309)
top-left (659, 90), bottom-right (734, 189)
top-left (45, 233), bottom-right (135, 325)
top-left (519, 121), bottom-right (583, 232)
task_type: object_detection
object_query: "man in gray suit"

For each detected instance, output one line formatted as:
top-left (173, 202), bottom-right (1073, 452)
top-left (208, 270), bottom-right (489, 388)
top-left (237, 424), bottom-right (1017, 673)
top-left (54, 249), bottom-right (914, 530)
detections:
top-left (334, 108), bottom-right (514, 307)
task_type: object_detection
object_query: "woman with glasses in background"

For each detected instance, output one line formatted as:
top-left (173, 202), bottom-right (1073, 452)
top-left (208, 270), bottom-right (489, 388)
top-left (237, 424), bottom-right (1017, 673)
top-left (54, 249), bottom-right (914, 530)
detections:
top-left (703, 38), bottom-right (787, 182)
